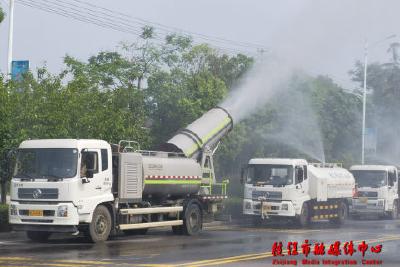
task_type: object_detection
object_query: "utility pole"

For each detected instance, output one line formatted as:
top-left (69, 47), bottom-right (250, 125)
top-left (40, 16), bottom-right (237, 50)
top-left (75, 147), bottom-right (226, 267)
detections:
top-left (7, 0), bottom-right (14, 76)
top-left (361, 34), bottom-right (396, 165)
top-left (361, 40), bottom-right (368, 165)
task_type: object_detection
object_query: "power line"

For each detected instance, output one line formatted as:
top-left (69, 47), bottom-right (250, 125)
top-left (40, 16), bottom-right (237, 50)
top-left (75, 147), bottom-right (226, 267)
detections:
top-left (70, 0), bottom-right (268, 50)
top-left (17, 0), bottom-right (165, 43)
top-left (16, 0), bottom-right (265, 55)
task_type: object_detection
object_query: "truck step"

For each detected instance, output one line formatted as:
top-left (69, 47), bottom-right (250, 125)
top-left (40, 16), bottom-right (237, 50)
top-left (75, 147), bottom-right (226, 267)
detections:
top-left (119, 220), bottom-right (183, 230)
top-left (119, 206), bottom-right (183, 215)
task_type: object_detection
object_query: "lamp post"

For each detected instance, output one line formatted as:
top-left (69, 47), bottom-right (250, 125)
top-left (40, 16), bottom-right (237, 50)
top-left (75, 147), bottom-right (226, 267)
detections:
top-left (361, 34), bottom-right (396, 164)
top-left (7, 0), bottom-right (14, 76)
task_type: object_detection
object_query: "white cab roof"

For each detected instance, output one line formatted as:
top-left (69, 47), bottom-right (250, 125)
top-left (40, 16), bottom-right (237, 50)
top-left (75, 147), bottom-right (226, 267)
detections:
top-left (19, 139), bottom-right (109, 149)
top-left (249, 158), bottom-right (308, 166)
top-left (350, 165), bottom-right (397, 172)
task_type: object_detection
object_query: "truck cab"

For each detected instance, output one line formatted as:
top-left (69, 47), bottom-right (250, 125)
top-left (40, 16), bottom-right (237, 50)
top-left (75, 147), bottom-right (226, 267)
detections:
top-left (242, 158), bottom-right (310, 223)
top-left (9, 139), bottom-right (114, 239)
top-left (350, 165), bottom-right (399, 219)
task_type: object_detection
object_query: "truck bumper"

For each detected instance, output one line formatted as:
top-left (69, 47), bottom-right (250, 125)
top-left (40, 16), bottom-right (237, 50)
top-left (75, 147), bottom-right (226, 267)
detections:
top-left (243, 199), bottom-right (296, 217)
top-left (350, 198), bottom-right (385, 215)
top-left (9, 201), bottom-right (80, 228)
top-left (12, 224), bottom-right (78, 233)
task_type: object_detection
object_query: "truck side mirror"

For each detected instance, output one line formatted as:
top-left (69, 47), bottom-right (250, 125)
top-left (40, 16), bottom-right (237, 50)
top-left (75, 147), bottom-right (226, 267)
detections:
top-left (240, 165), bottom-right (247, 184)
top-left (86, 170), bottom-right (94, 178)
top-left (295, 166), bottom-right (304, 184)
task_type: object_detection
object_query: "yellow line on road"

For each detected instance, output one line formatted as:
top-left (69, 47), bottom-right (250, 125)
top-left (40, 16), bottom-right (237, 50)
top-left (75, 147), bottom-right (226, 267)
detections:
top-left (0, 257), bottom-right (112, 266)
top-left (176, 235), bottom-right (400, 267)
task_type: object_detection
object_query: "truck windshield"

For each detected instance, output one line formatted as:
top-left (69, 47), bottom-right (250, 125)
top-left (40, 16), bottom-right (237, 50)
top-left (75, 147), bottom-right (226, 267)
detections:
top-left (350, 170), bottom-right (387, 188)
top-left (14, 148), bottom-right (78, 179)
top-left (247, 164), bottom-right (293, 187)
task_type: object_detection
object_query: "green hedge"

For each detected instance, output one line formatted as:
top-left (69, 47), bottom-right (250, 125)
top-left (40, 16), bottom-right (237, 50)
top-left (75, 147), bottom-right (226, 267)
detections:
top-left (0, 204), bottom-right (10, 232)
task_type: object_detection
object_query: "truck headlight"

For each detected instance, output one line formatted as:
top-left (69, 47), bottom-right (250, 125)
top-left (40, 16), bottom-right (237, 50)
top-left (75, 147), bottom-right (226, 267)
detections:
top-left (9, 204), bottom-right (17, 215)
top-left (57, 205), bottom-right (68, 217)
top-left (377, 200), bottom-right (384, 207)
top-left (281, 203), bottom-right (288, 210)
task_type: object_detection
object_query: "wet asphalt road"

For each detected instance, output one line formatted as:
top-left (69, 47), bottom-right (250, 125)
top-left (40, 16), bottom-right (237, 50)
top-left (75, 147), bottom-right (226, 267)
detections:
top-left (0, 218), bottom-right (399, 267)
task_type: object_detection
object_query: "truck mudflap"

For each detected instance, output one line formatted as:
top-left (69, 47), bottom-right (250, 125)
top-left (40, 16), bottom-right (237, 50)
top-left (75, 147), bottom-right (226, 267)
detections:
top-left (12, 224), bottom-right (78, 233)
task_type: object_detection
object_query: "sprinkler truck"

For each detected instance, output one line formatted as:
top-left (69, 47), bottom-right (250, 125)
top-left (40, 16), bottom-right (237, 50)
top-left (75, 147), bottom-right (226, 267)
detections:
top-left (242, 159), bottom-right (355, 226)
top-left (9, 107), bottom-right (232, 242)
top-left (349, 165), bottom-right (399, 219)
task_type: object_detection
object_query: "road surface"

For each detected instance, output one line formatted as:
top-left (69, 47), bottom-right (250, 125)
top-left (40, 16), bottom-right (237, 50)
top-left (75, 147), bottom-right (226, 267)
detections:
top-left (0, 219), bottom-right (399, 266)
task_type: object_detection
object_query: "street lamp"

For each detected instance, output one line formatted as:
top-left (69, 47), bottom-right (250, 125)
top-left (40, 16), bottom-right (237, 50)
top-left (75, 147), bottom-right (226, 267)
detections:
top-left (361, 34), bottom-right (396, 164)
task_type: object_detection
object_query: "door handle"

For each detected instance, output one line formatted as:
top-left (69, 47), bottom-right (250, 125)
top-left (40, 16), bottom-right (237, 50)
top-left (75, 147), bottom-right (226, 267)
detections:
top-left (95, 186), bottom-right (102, 190)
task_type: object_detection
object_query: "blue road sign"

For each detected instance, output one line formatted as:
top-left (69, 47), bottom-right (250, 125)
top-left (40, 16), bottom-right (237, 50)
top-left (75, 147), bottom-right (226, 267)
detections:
top-left (11, 60), bottom-right (29, 81)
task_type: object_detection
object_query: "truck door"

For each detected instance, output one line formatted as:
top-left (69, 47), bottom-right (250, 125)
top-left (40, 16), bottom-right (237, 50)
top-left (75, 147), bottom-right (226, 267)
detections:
top-left (78, 149), bottom-right (110, 215)
top-left (388, 169), bottom-right (397, 208)
top-left (294, 165), bottom-right (309, 200)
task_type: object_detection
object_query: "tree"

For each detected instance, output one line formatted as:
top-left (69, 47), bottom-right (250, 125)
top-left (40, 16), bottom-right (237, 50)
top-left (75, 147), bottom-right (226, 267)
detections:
top-left (0, 7), bottom-right (4, 24)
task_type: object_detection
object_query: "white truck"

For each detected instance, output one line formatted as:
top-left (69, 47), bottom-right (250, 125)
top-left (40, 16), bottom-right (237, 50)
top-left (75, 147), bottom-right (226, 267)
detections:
top-left (349, 165), bottom-right (399, 219)
top-left (242, 158), bottom-right (355, 226)
top-left (9, 107), bottom-right (232, 242)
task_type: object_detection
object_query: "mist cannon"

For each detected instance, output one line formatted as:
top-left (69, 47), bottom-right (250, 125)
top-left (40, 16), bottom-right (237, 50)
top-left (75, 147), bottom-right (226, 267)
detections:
top-left (162, 106), bottom-right (233, 160)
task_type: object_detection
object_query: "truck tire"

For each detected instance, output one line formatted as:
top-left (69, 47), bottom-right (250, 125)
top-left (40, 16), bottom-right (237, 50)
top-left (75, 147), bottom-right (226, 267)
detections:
top-left (123, 228), bottom-right (148, 235)
top-left (183, 202), bottom-right (202, 236)
top-left (26, 231), bottom-right (51, 242)
top-left (297, 203), bottom-right (310, 227)
top-left (330, 202), bottom-right (347, 226)
top-left (88, 205), bottom-right (112, 243)
top-left (390, 201), bottom-right (398, 220)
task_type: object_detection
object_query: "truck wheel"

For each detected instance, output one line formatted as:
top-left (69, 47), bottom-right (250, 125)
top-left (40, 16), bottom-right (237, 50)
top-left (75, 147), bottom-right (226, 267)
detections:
top-left (390, 201), bottom-right (398, 220)
top-left (123, 228), bottom-right (148, 235)
top-left (26, 231), bottom-right (51, 242)
top-left (183, 203), bottom-right (202, 236)
top-left (298, 203), bottom-right (310, 227)
top-left (88, 205), bottom-right (112, 243)
top-left (330, 202), bottom-right (347, 226)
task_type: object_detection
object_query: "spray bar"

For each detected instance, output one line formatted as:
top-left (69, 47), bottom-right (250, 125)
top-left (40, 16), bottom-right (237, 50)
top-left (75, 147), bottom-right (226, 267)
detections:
top-left (162, 107), bottom-right (233, 159)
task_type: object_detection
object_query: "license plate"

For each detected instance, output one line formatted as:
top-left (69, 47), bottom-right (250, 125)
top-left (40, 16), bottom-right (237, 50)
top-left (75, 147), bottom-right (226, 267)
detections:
top-left (359, 197), bottom-right (368, 204)
top-left (262, 203), bottom-right (272, 211)
top-left (29, 210), bottom-right (43, 216)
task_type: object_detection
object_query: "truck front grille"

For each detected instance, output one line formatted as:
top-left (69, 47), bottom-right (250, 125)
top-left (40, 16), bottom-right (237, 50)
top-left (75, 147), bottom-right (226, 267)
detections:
top-left (357, 191), bottom-right (378, 198)
top-left (18, 188), bottom-right (58, 199)
top-left (252, 191), bottom-right (282, 200)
